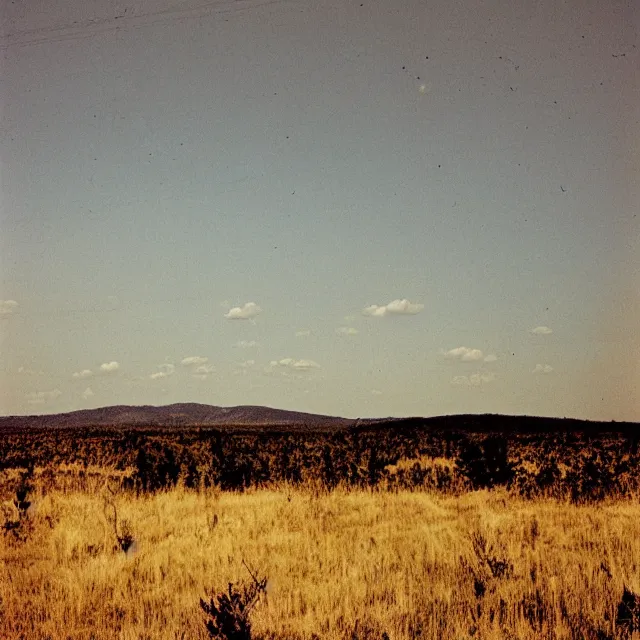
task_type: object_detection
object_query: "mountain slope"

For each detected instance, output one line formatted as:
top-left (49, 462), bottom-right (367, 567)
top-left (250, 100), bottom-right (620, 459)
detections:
top-left (0, 403), bottom-right (356, 431)
top-left (0, 404), bottom-right (635, 435)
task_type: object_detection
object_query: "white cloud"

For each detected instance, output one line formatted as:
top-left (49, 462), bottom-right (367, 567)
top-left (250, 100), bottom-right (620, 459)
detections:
top-left (192, 364), bottom-right (215, 379)
top-left (100, 361), bottom-right (120, 373)
top-left (295, 329), bottom-right (311, 337)
top-left (82, 387), bottom-right (94, 400)
top-left (195, 364), bottom-right (215, 374)
top-left (532, 364), bottom-right (554, 374)
top-left (291, 359), bottom-right (320, 370)
top-left (336, 327), bottom-right (359, 336)
top-left (483, 354), bottom-right (497, 363)
top-left (0, 300), bottom-right (19, 315)
top-left (181, 356), bottom-right (209, 366)
top-left (225, 302), bottom-right (262, 319)
top-left (470, 372), bottom-right (495, 385)
top-left (362, 299), bottom-right (424, 317)
top-left (386, 299), bottom-right (424, 314)
top-left (371, 389), bottom-right (383, 395)
top-left (234, 340), bottom-right (258, 348)
top-left (363, 305), bottom-right (387, 317)
top-left (444, 347), bottom-right (484, 362)
top-left (531, 326), bottom-right (553, 335)
top-left (150, 363), bottom-right (175, 380)
top-left (234, 360), bottom-right (256, 376)
top-left (26, 389), bottom-right (62, 405)
top-left (451, 372), bottom-right (496, 387)
top-left (269, 358), bottom-right (320, 371)
top-left (73, 369), bottom-right (93, 379)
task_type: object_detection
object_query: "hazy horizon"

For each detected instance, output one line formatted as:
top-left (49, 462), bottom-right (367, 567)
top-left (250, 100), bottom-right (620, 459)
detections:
top-left (1, 0), bottom-right (638, 420)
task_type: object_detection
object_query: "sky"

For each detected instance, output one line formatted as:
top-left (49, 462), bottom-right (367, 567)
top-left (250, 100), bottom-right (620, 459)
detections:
top-left (0, 0), bottom-right (638, 420)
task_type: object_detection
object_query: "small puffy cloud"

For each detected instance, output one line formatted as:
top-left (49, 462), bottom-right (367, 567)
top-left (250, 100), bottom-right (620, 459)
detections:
top-left (0, 300), bottom-right (19, 315)
top-left (234, 360), bottom-right (256, 376)
top-left (386, 299), bottom-right (424, 314)
top-left (181, 356), bottom-right (209, 366)
top-left (362, 299), bottom-right (424, 317)
top-left (483, 354), bottom-right (497, 363)
top-left (195, 364), bottom-right (215, 374)
top-left (336, 327), bottom-right (359, 336)
top-left (363, 305), bottom-right (387, 317)
top-left (532, 364), bottom-right (554, 374)
top-left (82, 387), bottom-right (94, 400)
top-left (291, 359), bottom-right (320, 370)
top-left (26, 389), bottom-right (62, 405)
top-left (100, 361), bottom-right (120, 373)
top-left (73, 369), bottom-right (93, 379)
top-left (225, 302), bottom-right (261, 320)
top-left (192, 364), bottom-right (215, 379)
top-left (234, 340), bottom-right (258, 348)
top-left (271, 358), bottom-right (293, 367)
top-left (531, 326), bottom-right (553, 335)
top-left (295, 329), bottom-right (311, 337)
top-left (444, 347), bottom-right (484, 362)
top-left (470, 372), bottom-right (495, 385)
top-left (150, 363), bottom-right (175, 380)
top-left (371, 389), bottom-right (383, 396)
top-left (451, 372), bottom-right (496, 387)
top-left (269, 358), bottom-right (320, 371)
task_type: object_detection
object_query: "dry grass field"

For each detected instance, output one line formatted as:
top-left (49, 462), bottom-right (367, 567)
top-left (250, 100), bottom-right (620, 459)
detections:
top-left (2, 469), bottom-right (640, 640)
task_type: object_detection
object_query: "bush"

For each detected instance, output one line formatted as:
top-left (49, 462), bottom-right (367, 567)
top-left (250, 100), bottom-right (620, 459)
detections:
top-left (133, 441), bottom-right (181, 493)
top-left (566, 451), bottom-right (617, 503)
top-left (457, 436), bottom-right (514, 489)
top-left (616, 586), bottom-right (640, 637)
top-left (200, 564), bottom-right (267, 640)
top-left (2, 466), bottom-right (35, 543)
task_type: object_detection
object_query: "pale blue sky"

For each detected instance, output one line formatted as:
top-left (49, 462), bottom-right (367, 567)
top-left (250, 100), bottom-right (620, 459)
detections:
top-left (1, 0), bottom-right (638, 419)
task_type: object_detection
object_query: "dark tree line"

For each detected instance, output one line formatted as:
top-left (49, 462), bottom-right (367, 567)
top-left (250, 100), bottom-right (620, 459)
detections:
top-left (1, 424), bottom-right (638, 501)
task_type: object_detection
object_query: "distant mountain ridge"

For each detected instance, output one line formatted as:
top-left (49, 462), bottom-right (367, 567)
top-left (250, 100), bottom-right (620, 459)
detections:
top-left (0, 403), bottom-right (358, 431)
top-left (0, 403), bottom-right (636, 434)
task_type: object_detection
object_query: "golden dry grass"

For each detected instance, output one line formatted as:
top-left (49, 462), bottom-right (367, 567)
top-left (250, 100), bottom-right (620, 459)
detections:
top-left (2, 480), bottom-right (640, 639)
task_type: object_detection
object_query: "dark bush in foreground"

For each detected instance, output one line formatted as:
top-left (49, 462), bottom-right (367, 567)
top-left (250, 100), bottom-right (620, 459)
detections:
top-left (616, 586), bottom-right (640, 637)
top-left (201, 567), bottom-right (268, 640)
